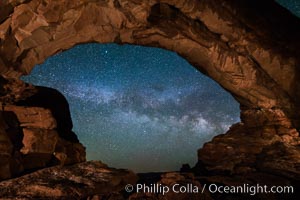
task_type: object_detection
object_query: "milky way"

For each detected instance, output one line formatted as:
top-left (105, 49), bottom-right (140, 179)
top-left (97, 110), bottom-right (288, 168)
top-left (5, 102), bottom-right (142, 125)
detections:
top-left (22, 44), bottom-right (240, 172)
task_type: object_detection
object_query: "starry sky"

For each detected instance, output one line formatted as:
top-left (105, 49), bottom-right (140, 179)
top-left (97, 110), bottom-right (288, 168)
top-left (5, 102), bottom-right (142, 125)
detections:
top-left (21, 0), bottom-right (299, 173)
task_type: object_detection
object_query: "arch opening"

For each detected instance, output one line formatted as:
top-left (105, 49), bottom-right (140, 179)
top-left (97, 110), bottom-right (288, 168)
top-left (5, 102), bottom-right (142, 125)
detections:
top-left (21, 43), bottom-right (240, 172)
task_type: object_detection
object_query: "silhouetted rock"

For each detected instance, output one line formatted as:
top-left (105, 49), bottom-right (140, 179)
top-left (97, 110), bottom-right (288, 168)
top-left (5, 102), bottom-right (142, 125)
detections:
top-left (180, 164), bottom-right (191, 173)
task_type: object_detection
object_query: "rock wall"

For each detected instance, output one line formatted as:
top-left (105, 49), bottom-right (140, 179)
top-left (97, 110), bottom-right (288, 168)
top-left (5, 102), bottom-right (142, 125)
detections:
top-left (0, 0), bottom-right (300, 183)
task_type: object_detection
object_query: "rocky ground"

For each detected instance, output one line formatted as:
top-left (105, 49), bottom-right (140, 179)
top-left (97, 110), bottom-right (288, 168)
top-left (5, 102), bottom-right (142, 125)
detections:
top-left (0, 161), bottom-right (137, 199)
top-left (0, 160), bottom-right (298, 199)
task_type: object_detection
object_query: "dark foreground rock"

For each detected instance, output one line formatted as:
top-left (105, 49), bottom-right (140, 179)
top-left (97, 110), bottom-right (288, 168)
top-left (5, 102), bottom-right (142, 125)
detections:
top-left (0, 161), bottom-right (138, 199)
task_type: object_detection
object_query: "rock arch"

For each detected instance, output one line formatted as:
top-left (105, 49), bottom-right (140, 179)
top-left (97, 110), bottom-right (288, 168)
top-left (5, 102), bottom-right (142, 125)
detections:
top-left (0, 0), bottom-right (300, 182)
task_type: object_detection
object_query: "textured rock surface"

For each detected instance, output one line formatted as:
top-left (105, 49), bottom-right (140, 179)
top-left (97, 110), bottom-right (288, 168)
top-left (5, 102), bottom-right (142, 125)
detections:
top-left (0, 161), bottom-right (138, 199)
top-left (0, 0), bottom-right (300, 197)
top-left (4, 105), bottom-right (57, 129)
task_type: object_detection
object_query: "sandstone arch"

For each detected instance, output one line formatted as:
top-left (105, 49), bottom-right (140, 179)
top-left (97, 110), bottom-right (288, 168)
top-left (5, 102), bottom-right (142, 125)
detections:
top-left (0, 0), bottom-right (300, 182)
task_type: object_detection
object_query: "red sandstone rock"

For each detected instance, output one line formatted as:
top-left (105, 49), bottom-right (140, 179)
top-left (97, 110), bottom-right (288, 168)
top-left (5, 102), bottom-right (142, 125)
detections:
top-left (0, 82), bottom-right (86, 180)
top-left (4, 105), bottom-right (57, 129)
top-left (55, 137), bottom-right (86, 165)
top-left (197, 123), bottom-right (300, 180)
top-left (21, 128), bottom-right (58, 154)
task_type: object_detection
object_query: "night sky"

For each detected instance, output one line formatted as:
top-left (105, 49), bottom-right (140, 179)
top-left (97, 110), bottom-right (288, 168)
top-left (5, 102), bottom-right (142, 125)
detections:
top-left (22, 0), bottom-right (299, 172)
top-left (277, 0), bottom-right (300, 17)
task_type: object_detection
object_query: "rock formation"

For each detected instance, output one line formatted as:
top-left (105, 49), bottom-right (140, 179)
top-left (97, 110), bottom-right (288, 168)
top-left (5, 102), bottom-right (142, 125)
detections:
top-left (0, 0), bottom-right (300, 199)
top-left (0, 77), bottom-right (85, 180)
